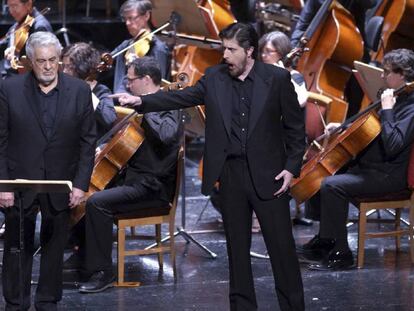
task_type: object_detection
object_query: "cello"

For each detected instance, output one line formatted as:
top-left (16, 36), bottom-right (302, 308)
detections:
top-left (290, 81), bottom-right (414, 204)
top-left (295, 0), bottom-right (364, 123)
top-left (70, 77), bottom-right (189, 225)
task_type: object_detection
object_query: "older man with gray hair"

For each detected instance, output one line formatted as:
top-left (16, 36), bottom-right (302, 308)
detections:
top-left (0, 31), bottom-right (96, 310)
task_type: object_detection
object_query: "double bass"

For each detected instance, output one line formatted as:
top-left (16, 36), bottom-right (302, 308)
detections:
top-left (295, 0), bottom-right (364, 123)
top-left (370, 0), bottom-right (414, 63)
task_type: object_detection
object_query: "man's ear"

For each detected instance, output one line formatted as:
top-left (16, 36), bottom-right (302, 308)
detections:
top-left (246, 46), bottom-right (254, 59)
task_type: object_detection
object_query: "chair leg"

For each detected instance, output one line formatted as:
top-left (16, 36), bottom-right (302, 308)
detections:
top-left (409, 205), bottom-right (414, 264)
top-left (117, 226), bottom-right (126, 285)
top-left (156, 224), bottom-right (163, 269)
top-left (130, 226), bottom-right (136, 236)
top-left (169, 221), bottom-right (177, 280)
top-left (357, 206), bottom-right (367, 268)
top-left (395, 208), bottom-right (402, 251)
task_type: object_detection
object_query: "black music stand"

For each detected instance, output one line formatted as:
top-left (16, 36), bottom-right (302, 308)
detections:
top-left (0, 179), bottom-right (72, 310)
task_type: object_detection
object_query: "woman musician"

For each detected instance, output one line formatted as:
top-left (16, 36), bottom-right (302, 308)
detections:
top-left (61, 42), bottom-right (117, 140)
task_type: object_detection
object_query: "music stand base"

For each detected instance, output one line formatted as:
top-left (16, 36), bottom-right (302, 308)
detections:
top-left (144, 227), bottom-right (217, 259)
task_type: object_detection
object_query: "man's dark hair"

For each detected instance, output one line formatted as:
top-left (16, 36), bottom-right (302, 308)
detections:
top-left (127, 56), bottom-right (161, 85)
top-left (383, 49), bottom-right (414, 82)
top-left (219, 22), bottom-right (259, 59)
top-left (62, 42), bottom-right (100, 80)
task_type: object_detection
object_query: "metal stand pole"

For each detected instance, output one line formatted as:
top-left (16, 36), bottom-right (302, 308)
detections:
top-left (54, 0), bottom-right (84, 46)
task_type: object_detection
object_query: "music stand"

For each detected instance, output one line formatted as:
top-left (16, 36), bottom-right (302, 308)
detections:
top-left (0, 179), bottom-right (72, 310)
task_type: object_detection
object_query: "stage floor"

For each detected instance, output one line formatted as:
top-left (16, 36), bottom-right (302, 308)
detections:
top-left (0, 141), bottom-right (413, 310)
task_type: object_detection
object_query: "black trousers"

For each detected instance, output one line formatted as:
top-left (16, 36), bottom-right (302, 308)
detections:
top-left (2, 194), bottom-right (69, 311)
top-left (219, 158), bottom-right (304, 311)
top-left (84, 184), bottom-right (167, 273)
top-left (319, 167), bottom-right (406, 247)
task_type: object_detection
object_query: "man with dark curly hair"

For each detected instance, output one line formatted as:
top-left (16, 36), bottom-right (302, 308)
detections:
top-left (298, 49), bottom-right (414, 270)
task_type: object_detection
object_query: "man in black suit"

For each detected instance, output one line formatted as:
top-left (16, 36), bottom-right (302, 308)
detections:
top-left (114, 23), bottom-right (306, 311)
top-left (78, 56), bottom-right (181, 294)
top-left (1, 0), bottom-right (52, 78)
top-left (0, 31), bottom-right (96, 310)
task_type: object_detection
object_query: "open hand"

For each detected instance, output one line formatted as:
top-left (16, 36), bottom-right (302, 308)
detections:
top-left (273, 170), bottom-right (294, 197)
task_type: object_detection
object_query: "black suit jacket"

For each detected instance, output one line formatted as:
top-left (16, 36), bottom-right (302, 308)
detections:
top-left (140, 62), bottom-right (306, 200)
top-left (0, 72), bottom-right (96, 210)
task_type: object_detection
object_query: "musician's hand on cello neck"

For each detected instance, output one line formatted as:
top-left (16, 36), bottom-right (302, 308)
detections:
top-left (381, 88), bottom-right (396, 110)
top-left (109, 93), bottom-right (142, 107)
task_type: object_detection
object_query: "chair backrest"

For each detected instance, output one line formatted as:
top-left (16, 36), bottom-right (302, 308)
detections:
top-left (168, 146), bottom-right (184, 217)
top-left (407, 142), bottom-right (414, 189)
top-left (365, 16), bottom-right (384, 52)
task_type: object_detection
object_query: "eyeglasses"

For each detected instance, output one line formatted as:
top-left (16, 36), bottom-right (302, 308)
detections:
top-left (126, 76), bottom-right (141, 84)
top-left (121, 14), bottom-right (143, 23)
top-left (261, 48), bottom-right (279, 56)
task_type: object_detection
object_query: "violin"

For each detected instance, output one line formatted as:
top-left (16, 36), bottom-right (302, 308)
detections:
top-left (97, 12), bottom-right (180, 72)
top-left (1, 7), bottom-right (51, 72)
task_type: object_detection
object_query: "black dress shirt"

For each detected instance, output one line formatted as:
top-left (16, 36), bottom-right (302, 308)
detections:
top-left (34, 79), bottom-right (59, 139)
top-left (124, 107), bottom-right (181, 202)
top-left (228, 64), bottom-right (255, 158)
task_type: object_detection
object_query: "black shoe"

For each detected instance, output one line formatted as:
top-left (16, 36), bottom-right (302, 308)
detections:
top-left (78, 270), bottom-right (115, 293)
top-left (308, 249), bottom-right (355, 271)
top-left (296, 234), bottom-right (335, 258)
top-left (63, 252), bottom-right (83, 271)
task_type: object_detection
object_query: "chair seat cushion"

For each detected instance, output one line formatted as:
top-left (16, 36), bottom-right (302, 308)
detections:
top-left (114, 201), bottom-right (171, 220)
top-left (354, 189), bottom-right (412, 203)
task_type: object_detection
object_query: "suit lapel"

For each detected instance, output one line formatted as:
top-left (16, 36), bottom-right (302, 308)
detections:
top-left (214, 72), bottom-right (232, 138)
top-left (23, 73), bottom-right (48, 138)
top-left (248, 63), bottom-right (272, 139)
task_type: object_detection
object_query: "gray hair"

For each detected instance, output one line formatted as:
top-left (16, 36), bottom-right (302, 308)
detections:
top-left (26, 32), bottom-right (62, 60)
top-left (258, 31), bottom-right (291, 61)
top-left (120, 0), bottom-right (152, 17)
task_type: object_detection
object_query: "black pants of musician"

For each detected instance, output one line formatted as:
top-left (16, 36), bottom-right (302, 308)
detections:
top-left (84, 184), bottom-right (167, 274)
top-left (219, 158), bottom-right (304, 311)
top-left (318, 166), bottom-right (406, 250)
top-left (2, 194), bottom-right (69, 311)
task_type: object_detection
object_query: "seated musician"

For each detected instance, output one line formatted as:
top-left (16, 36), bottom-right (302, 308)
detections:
top-left (297, 49), bottom-right (414, 270)
top-left (112, 0), bottom-right (170, 93)
top-left (259, 30), bottom-right (308, 107)
top-left (1, 0), bottom-right (52, 78)
top-left (76, 56), bottom-right (181, 293)
top-left (62, 42), bottom-right (117, 139)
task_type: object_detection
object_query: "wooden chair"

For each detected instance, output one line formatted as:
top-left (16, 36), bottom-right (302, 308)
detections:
top-left (114, 147), bottom-right (183, 286)
top-left (354, 145), bottom-right (414, 268)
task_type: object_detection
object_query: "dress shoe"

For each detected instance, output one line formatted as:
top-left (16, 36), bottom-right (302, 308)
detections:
top-left (63, 252), bottom-right (83, 271)
top-left (78, 270), bottom-right (115, 293)
top-left (296, 234), bottom-right (335, 261)
top-left (308, 249), bottom-right (355, 271)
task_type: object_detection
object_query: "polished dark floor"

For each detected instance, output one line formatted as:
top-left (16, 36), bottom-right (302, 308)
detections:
top-left (1, 141), bottom-right (414, 310)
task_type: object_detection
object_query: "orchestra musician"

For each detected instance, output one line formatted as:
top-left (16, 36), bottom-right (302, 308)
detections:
top-left (61, 42), bottom-right (117, 139)
top-left (0, 0), bottom-right (52, 78)
top-left (112, 0), bottom-right (170, 94)
top-left (0, 32), bottom-right (96, 310)
top-left (259, 30), bottom-right (308, 107)
top-left (290, 0), bottom-right (377, 51)
top-left (77, 57), bottom-right (181, 293)
top-left (113, 23), bottom-right (306, 311)
top-left (297, 49), bottom-right (414, 271)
